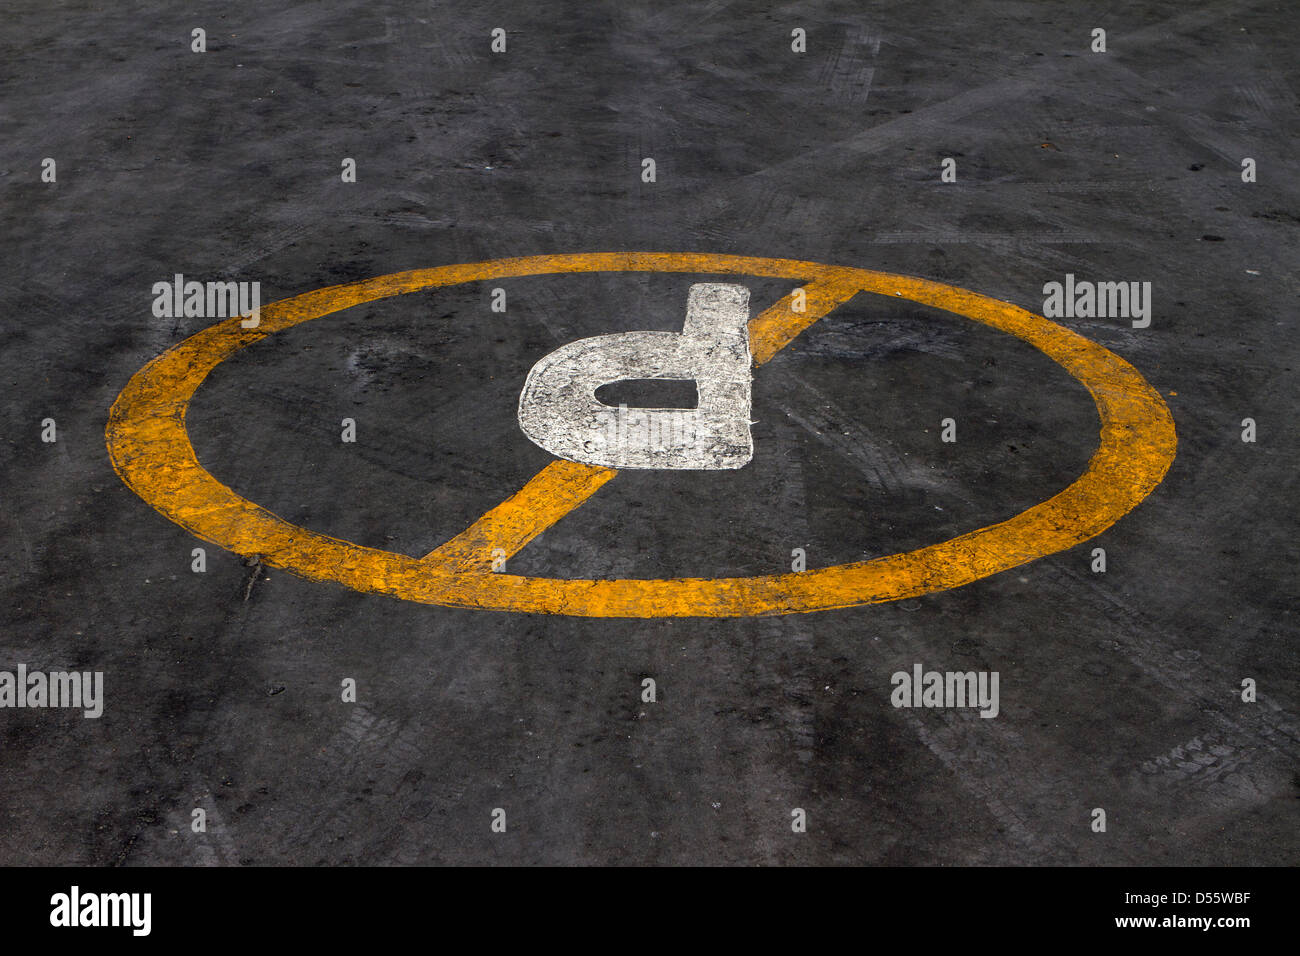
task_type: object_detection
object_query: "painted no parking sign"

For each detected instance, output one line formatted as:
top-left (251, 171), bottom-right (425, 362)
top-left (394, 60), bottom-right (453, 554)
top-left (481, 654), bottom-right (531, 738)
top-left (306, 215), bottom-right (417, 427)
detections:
top-left (107, 253), bottom-right (1176, 617)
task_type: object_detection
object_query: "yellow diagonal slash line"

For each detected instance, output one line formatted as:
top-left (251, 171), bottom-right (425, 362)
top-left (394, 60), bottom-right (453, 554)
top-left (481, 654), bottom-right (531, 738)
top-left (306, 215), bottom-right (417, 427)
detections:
top-left (421, 273), bottom-right (862, 571)
top-left (422, 459), bottom-right (618, 572)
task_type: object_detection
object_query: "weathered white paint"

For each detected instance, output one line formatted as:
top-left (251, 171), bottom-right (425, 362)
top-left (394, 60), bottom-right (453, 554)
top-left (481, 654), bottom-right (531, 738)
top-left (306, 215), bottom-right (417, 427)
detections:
top-left (517, 283), bottom-right (753, 469)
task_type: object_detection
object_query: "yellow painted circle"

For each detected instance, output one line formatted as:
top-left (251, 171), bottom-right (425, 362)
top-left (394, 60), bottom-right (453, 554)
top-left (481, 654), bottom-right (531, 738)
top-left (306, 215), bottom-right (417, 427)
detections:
top-left (106, 253), bottom-right (1176, 617)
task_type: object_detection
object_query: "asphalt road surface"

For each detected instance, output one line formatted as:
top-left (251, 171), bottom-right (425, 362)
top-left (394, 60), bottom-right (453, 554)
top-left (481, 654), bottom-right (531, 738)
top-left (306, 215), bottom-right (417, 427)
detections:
top-left (1, 0), bottom-right (1297, 865)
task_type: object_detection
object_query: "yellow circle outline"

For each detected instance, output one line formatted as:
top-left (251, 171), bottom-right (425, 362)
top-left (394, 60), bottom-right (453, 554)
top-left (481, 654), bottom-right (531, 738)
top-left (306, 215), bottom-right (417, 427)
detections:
top-left (106, 253), bottom-right (1176, 617)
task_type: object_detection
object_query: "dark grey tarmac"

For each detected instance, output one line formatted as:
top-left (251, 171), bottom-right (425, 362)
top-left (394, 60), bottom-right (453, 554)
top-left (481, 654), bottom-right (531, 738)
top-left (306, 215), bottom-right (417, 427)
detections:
top-left (1, 0), bottom-right (1297, 865)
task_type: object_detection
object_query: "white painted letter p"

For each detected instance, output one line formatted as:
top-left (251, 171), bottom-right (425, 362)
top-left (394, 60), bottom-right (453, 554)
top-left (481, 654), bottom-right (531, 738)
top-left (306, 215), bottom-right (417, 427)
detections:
top-left (517, 284), bottom-right (753, 469)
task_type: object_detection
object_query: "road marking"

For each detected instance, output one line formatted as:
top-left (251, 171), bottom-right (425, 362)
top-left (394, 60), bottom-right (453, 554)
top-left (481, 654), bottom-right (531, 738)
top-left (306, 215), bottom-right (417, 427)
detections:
top-left (423, 271), bottom-right (859, 570)
top-left (518, 282), bottom-right (755, 469)
top-left (748, 273), bottom-right (863, 365)
top-left (106, 253), bottom-right (1176, 617)
top-left (424, 459), bottom-right (616, 572)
